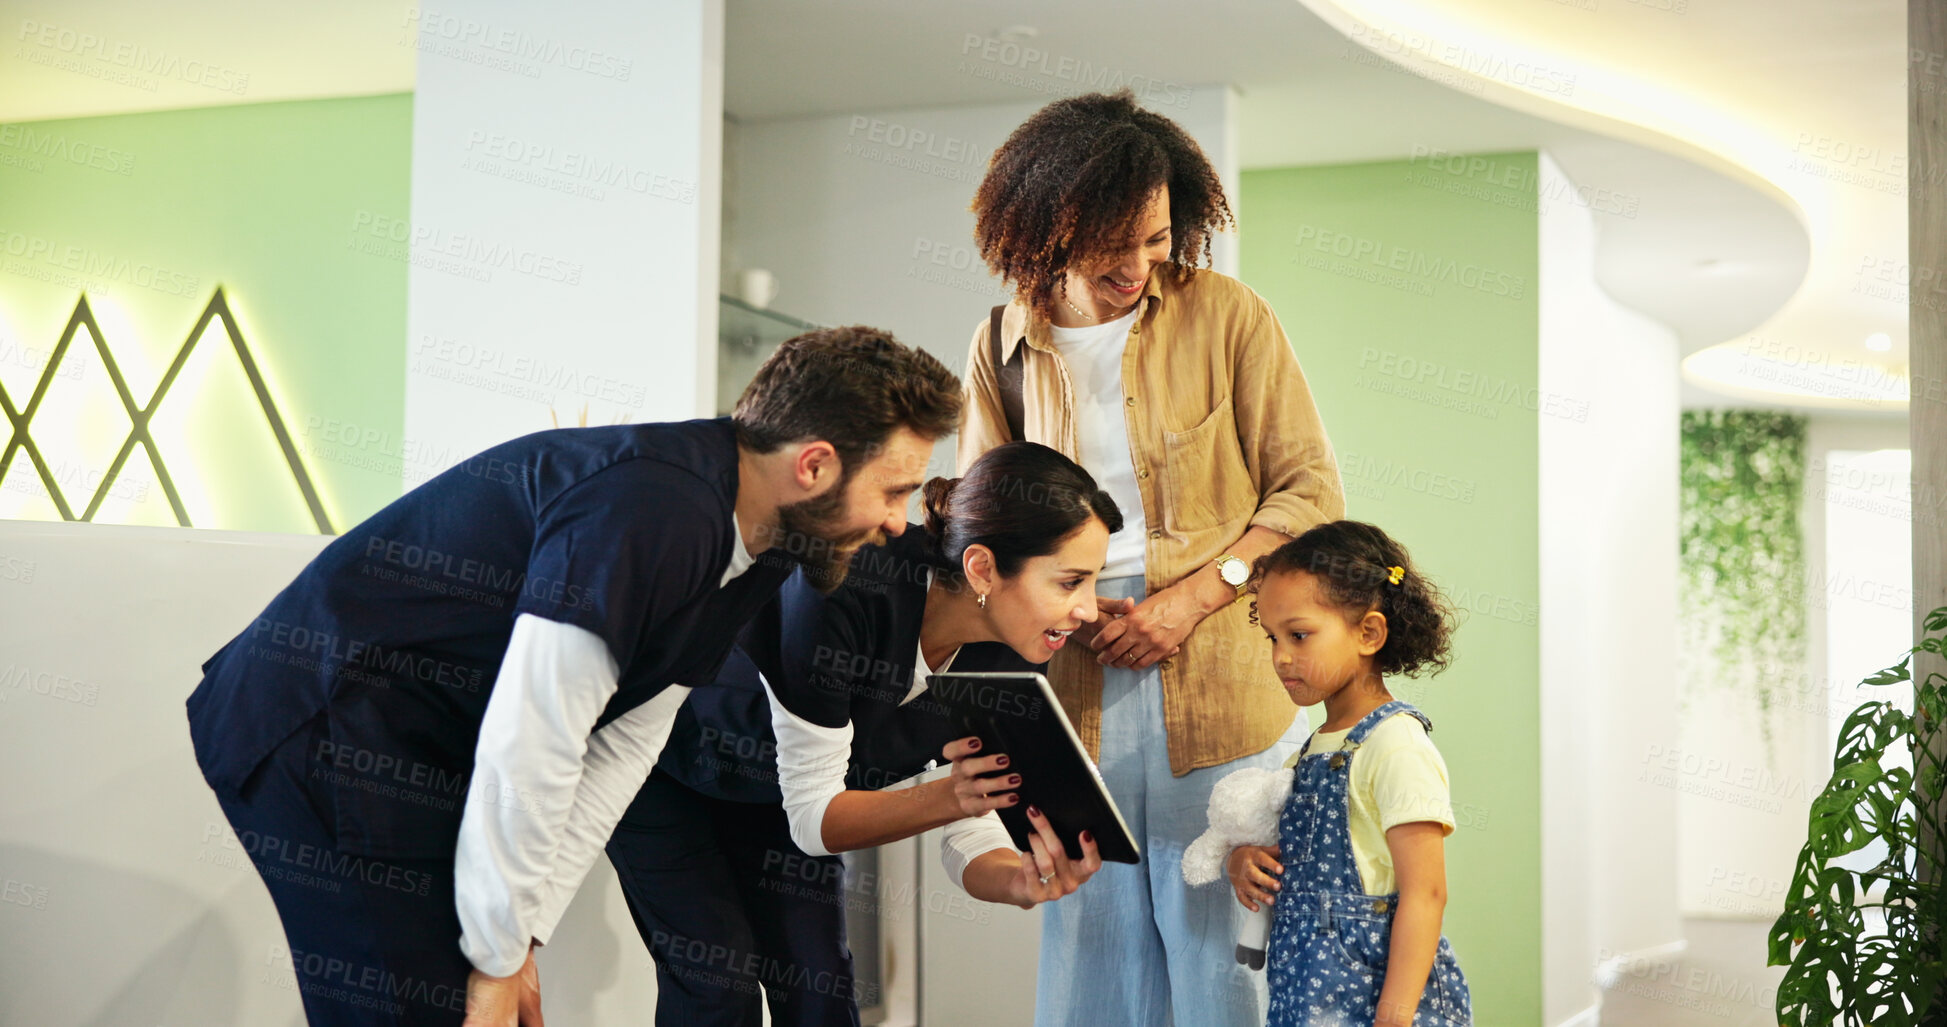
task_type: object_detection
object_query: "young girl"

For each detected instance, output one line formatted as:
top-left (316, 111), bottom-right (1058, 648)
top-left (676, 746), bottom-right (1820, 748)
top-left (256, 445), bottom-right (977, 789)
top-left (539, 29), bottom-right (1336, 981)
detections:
top-left (1226, 521), bottom-right (1471, 1027)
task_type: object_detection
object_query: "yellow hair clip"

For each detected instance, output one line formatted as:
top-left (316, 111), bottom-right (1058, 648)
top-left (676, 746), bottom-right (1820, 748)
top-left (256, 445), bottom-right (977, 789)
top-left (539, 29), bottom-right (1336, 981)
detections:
top-left (1386, 565), bottom-right (1405, 586)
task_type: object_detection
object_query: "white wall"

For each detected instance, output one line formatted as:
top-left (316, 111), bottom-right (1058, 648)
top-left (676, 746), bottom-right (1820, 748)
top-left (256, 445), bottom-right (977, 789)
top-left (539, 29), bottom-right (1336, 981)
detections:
top-left (0, 521), bottom-right (665, 1025)
top-left (0, 522), bottom-right (328, 1026)
top-left (1536, 151), bottom-right (1683, 1025)
top-left (1668, 416), bottom-right (1908, 925)
top-left (404, 0), bottom-right (724, 478)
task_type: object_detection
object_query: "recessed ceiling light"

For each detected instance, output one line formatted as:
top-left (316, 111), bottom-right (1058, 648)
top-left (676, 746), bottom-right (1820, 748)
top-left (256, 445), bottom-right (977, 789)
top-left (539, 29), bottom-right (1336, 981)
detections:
top-left (997, 25), bottom-right (1039, 42)
top-left (1866, 332), bottom-right (1892, 351)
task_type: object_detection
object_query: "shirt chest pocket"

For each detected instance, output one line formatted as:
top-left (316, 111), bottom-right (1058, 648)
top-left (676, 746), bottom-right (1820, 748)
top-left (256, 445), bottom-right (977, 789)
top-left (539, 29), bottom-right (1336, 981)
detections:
top-left (1160, 394), bottom-right (1256, 533)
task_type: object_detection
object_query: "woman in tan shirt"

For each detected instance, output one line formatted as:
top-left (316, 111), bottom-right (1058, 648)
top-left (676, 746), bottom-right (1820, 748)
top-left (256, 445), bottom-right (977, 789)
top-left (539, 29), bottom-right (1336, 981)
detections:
top-left (959, 91), bottom-right (1344, 1027)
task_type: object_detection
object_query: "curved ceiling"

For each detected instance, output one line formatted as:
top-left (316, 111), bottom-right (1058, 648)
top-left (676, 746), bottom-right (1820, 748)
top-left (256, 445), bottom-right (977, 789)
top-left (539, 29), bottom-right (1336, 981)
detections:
top-left (1296, 0), bottom-right (1907, 412)
top-left (1, 0), bottom-right (1901, 412)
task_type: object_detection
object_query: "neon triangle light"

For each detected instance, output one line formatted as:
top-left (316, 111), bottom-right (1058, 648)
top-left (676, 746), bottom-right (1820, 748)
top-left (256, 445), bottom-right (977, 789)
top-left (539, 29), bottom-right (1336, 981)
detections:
top-left (0, 288), bottom-right (336, 534)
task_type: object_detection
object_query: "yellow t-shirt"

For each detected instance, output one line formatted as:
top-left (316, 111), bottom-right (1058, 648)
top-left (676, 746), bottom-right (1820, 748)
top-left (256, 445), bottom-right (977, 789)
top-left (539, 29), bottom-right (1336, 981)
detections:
top-left (1284, 711), bottom-right (1455, 895)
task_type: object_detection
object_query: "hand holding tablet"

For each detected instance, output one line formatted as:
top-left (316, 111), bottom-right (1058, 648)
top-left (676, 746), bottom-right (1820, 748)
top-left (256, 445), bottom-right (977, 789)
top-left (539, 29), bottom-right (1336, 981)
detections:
top-left (926, 671), bottom-right (1142, 865)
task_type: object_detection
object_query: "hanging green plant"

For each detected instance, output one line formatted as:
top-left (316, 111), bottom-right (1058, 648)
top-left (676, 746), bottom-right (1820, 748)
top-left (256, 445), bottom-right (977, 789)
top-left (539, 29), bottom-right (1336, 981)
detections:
top-left (1678, 410), bottom-right (1809, 749)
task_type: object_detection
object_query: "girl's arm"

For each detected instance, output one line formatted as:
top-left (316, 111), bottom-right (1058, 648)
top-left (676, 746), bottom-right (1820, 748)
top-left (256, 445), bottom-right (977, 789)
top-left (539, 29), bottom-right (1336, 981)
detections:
top-left (1375, 821), bottom-right (1448, 1027)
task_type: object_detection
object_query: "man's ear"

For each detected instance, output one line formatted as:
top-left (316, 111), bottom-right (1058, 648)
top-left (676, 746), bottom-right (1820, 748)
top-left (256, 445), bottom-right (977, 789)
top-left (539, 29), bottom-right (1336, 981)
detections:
top-left (794, 441), bottom-right (841, 492)
top-left (1357, 610), bottom-right (1389, 657)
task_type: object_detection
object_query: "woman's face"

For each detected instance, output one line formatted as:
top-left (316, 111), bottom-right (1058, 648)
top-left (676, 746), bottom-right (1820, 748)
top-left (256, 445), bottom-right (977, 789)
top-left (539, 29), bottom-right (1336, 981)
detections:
top-left (1062, 185), bottom-right (1173, 318)
top-left (982, 516), bottom-right (1112, 663)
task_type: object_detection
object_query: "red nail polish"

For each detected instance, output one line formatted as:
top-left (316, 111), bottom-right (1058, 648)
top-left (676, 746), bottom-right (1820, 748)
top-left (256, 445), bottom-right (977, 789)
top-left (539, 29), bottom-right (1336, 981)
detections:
top-left (1027, 805), bottom-right (1041, 818)
top-left (968, 738), bottom-right (981, 749)
top-left (995, 755), bottom-right (1009, 767)
top-left (1009, 775), bottom-right (1020, 785)
top-left (1081, 830), bottom-right (1093, 843)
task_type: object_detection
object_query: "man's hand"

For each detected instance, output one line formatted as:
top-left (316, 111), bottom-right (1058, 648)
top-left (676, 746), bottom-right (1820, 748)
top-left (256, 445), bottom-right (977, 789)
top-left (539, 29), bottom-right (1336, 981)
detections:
top-left (463, 947), bottom-right (543, 1026)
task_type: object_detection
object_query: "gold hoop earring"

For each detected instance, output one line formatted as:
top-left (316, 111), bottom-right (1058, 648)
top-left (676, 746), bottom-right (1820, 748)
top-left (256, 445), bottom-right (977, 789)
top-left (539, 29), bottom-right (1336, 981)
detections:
top-left (977, 592), bottom-right (988, 609)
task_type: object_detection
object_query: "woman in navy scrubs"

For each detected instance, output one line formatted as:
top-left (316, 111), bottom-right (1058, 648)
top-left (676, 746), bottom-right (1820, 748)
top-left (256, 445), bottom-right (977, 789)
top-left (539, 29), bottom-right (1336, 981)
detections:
top-left (185, 327), bottom-right (963, 1027)
top-left (607, 442), bottom-right (1127, 1025)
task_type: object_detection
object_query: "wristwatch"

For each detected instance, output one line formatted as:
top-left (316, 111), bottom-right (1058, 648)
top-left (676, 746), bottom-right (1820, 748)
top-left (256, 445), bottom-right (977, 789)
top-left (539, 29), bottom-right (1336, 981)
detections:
top-left (1214, 554), bottom-right (1250, 599)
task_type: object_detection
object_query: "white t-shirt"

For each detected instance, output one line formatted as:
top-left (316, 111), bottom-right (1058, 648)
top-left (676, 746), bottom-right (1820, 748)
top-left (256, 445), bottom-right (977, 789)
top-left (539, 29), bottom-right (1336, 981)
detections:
top-left (1048, 306), bottom-right (1147, 580)
top-left (1286, 711), bottom-right (1456, 895)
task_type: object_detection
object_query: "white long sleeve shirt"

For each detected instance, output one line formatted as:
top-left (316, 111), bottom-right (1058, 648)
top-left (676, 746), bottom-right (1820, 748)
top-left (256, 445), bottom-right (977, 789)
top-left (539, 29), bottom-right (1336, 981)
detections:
top-left (453, 519), bottom-right (756, 976)
top-left (765, 619), bottom-right (1018, 891)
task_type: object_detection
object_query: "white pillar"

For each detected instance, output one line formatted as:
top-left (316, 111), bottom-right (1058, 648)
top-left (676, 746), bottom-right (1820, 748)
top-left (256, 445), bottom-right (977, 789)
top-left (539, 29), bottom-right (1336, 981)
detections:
top-left (403, 0), bottom-right (723, 476)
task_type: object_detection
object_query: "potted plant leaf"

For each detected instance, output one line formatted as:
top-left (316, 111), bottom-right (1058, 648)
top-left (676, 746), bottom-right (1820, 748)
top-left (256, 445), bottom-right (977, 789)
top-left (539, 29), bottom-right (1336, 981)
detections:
top-left (1770, 604), bottom-right (1947, 1026)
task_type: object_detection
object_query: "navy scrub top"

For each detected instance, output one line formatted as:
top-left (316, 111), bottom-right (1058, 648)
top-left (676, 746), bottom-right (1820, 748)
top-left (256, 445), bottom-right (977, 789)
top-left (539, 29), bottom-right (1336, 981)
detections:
top-left (657, 524), bottom-right (1039, 803)
top-left (187, 417), bottom-right (796, 857)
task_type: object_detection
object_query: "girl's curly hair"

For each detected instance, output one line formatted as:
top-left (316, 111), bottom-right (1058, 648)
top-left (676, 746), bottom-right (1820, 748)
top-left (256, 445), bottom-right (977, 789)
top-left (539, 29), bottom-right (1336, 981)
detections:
top-left (1248, 521), bottom-right (1457, 679)
top-left (972, 90), bottom-right (1234, 321)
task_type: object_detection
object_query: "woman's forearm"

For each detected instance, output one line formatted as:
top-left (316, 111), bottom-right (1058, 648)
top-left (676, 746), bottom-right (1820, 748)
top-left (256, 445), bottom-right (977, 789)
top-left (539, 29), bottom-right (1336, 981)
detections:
top-left (818, 779), bottom-right (965, 853)
top-left (1375, 889), bottom-right (1445, 1026)
top-left (960, 848), bottom-right (1030, 907)
top-left (1181, 524), bottom-right (1292, 616)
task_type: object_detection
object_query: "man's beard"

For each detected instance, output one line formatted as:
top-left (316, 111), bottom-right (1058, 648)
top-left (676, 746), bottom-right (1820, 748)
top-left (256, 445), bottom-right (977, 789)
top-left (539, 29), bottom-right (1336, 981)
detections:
top-left (772, 484), bottom-right (885, 594)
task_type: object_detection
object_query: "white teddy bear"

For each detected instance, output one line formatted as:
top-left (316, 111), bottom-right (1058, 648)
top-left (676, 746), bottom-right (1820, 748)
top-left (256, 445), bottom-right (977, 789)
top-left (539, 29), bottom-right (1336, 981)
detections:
top-left (1181, 765), bottom-right (1295, 971)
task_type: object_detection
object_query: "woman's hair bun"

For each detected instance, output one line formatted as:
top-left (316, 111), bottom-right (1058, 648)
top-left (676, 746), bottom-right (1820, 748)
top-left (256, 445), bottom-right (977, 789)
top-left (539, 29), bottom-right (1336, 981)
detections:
top-left (921, 477), bottom-right (961, 538)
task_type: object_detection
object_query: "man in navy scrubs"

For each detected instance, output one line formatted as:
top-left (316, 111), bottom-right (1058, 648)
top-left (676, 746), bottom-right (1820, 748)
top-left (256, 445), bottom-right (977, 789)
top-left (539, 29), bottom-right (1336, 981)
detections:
top-left (186, 326), bottom-right (962, 1026)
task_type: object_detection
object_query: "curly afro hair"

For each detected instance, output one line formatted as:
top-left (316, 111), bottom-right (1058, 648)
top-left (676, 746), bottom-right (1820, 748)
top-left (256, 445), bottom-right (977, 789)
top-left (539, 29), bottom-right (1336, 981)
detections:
top-left (972, 90), bottom-right (1234, 321)
top-left (1248, 521), bottom-right (1458, 679)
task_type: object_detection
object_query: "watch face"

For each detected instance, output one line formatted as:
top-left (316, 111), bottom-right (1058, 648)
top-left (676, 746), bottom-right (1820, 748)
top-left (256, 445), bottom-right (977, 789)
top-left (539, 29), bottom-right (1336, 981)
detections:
top-left (1220, 559), bottom-right (1248, 586)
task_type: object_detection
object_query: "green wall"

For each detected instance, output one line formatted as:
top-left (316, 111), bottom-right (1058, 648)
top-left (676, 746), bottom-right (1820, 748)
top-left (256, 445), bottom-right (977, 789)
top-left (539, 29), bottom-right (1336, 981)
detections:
top-left (0, 93), bottom-right (411, 533)
top-left (1241, 153), bottom-right (1542, 1025)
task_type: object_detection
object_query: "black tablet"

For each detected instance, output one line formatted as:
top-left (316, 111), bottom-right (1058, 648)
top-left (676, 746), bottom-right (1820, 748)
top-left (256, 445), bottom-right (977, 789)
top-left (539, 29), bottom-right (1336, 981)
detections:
top-left (924, 671), bottom-right (1141, 865)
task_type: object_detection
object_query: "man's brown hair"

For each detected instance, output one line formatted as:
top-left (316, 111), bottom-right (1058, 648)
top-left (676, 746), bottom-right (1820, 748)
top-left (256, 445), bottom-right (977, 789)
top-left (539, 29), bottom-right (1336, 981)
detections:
top-left (732, 325), bottom-right (962, 478)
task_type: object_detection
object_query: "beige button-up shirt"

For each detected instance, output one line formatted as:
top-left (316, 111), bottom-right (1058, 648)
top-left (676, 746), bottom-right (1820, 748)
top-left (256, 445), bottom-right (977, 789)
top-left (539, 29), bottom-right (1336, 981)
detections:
top-left (956, 268), bottom-right (1345, 776)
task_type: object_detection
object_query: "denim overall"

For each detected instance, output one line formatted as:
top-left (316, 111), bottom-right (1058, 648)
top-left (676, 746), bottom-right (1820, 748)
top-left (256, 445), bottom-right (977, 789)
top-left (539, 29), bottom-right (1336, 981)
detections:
top-left (1266, 701), bottom-right (1472, 1027)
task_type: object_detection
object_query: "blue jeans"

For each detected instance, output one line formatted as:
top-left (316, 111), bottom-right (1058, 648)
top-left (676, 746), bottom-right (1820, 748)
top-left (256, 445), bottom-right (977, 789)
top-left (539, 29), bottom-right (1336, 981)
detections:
top-left (1036, 575), bottom-right (1303, 1027)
